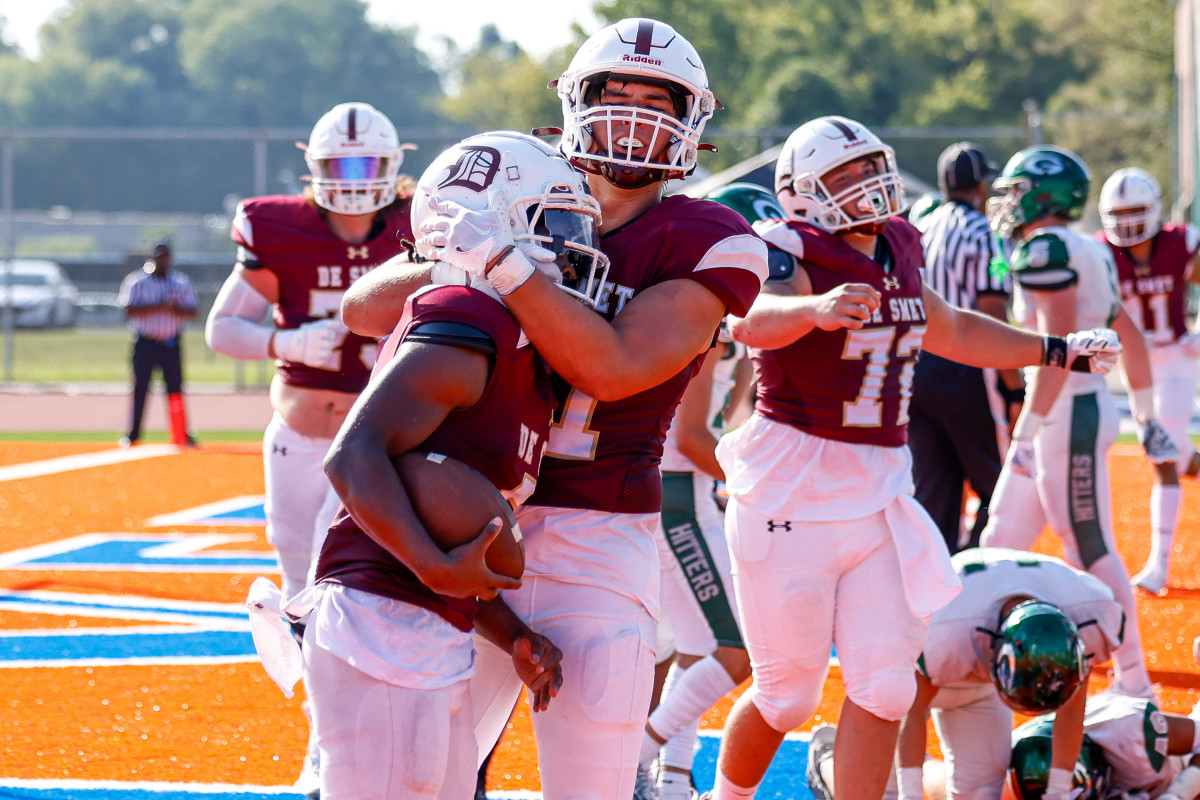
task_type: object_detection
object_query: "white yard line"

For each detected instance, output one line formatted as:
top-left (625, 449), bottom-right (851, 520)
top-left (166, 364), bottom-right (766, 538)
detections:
top-left (0, 444), bottom-right (178, 482)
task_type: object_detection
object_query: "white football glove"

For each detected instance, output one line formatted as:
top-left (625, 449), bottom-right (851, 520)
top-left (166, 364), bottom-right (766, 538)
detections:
top-left (417, 196), bottom-right (537, 295)
top-left (1006, 411), bottom-right (1044, 478)
top-left (1066, 328), bottom-right (1122, 374)
top-left (1141, 419), bottom-right (1182, 464)
top-left (273, 318), bottom-right (347, 370)
top-left (1180, 331), bottom-right (1200, 359)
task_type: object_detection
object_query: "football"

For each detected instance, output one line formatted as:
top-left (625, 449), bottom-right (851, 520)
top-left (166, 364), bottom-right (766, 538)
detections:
top-left (392, 451), bottom-right (525, 580)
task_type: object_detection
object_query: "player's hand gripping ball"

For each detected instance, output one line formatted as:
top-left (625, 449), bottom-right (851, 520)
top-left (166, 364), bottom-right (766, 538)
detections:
top-left (392, 451), bottom-right (525, 579)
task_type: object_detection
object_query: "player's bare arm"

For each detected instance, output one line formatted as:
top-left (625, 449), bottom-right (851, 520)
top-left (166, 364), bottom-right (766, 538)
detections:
top-left (323, 340), bottom-right (520, 600)
top-left (1047, 673), bottom-right (1087, 775)
top-left (896, 671), bottom-right (940, 799)
top-left (340, 255), bottom-right (432, 338)
top-left (475, 598), bottom-right (564, 712)
top-left (502, 272), bottom-right (727, 401)
top-left (728, 264), bottom-right (879, 350)
top-left (671, 345), bottom-right (725, 480)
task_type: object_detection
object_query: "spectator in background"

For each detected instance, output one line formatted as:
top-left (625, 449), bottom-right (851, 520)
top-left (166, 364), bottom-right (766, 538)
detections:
top-left (118, 241), bottom-right (198, 447)
top-left (909, 142), bottom-right (1024, 552)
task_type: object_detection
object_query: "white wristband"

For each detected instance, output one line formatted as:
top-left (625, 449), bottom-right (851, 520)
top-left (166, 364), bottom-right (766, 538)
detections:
top-left (897, 766), bottom-right (924, 800)
top-left (1047, 767), bottom-right (1073, 795)
top-left (1129, 387), bottom-right (1156, 424)
top-left (1012, 411), bottom-right (1046, 442)
top-left (485, 246), bottom-right (536, 296)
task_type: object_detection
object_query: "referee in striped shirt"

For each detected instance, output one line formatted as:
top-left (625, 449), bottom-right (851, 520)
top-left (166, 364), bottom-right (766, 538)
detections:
top-left (909, 143), bottom-right (1025, 552)
top-left (118, 241), bottom-right (199, 446)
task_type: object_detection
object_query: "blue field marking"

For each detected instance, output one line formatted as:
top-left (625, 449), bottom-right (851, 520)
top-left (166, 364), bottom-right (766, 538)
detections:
top-left (0, 533), bottom-right (277, 572)
top-left (146, 497), bottom-right (267, 527)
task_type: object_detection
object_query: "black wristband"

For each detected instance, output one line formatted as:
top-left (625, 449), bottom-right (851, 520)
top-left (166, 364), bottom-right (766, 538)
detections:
top-left (1042, 336), bottom-right (1068, 368)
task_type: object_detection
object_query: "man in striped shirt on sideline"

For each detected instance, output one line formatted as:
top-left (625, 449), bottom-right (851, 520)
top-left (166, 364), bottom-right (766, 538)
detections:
top-left (908, 142), bottom-right (1024, 552)
top-left (118, 241), bottom-right (199, 447)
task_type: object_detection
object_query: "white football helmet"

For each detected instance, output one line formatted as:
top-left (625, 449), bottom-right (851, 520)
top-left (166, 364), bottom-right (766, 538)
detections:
top-left (554, 18), bottom-right (717, 188)
top-left (1098, 167), bottom-right (1162, 247)
top-left (304, 102), bottom-right (410, 216)
top-left (774, 115), bottom-right (907, 234)
top-left (412, 131), bottom-right (610, 307)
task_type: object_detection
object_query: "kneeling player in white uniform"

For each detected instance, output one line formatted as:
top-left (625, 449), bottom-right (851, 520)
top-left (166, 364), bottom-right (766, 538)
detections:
top-left (1009, 692), bottom-right (1200, 800)
top-left (896, 548), bottom-right (1125, 800)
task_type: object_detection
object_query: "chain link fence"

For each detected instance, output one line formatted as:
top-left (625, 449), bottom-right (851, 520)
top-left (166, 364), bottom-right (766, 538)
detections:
top-left (0, 110), bottom-right (1177, 389)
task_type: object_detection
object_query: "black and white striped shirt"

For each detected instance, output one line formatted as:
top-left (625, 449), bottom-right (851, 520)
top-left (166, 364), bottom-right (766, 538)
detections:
top-left (119, 267), bottom-right (198, 341)
top-left (915, 200), bottom-right (1009, 310)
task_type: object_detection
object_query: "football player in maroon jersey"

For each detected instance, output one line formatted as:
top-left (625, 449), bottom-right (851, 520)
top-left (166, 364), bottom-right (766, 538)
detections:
top-left (1097, 167), bottom-right (1200, 593)
top-left (285, 130), bottom-right (617, 800)
top-left (204, 101), bottom-right (414, 795)
top-left (705, 117), bottom-right (1122, 800)
top-left (341, 19), bottom-right (768, 799)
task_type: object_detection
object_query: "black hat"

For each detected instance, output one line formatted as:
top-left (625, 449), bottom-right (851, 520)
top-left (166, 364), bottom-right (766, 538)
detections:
top-left (152, 241), bottom-right (172, 255)
top-left (938, 142), bottom-right (999, 192)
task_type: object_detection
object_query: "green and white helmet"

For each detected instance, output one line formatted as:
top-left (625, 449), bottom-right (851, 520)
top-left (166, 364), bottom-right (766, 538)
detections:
top-left (987, 145), bottom-right (1091, 240)
top-left (706, 182), bottom-right (795, 282)
top-left (990, 600), bottom-right (1087, 714)
top-left (1008, 716), bottom-right (1111, 800)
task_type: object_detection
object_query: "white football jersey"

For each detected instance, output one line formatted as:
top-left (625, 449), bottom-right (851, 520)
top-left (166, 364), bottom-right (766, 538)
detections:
top-left (1010, 225), bottom-right (1122, 397)
top-left (919, 547), bottom-right (1124, 687)
top-left (1082, 692), bottom-right (1181, 796)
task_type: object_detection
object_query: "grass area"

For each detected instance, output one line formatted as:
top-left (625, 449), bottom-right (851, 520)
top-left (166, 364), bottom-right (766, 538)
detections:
top-left (0, 327), bottom-right (271, 386)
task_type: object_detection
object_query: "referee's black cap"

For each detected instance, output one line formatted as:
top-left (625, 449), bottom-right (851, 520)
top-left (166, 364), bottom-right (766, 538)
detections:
top-left (937, 142), bottom-right (999, 192)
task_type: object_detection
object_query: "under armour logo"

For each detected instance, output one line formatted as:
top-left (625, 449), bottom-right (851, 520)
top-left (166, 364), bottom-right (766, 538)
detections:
top-left (883, 277), bottom-right (900, 291)
top-left (347, 245), bottom-right (369, 260)
top-left (766, 520), bottom-right (792, 532)
top-left (272, 445), bottom-right (287, 456)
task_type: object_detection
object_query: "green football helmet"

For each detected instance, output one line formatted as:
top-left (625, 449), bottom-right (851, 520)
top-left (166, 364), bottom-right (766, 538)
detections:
top-left (990, 600), bottom-right (1086, 714)
top-left (1008, 716), bottom-right (1111, 800)
top-left (706, 182), bottom-right (796, 282)
top-left (908, 191), bottom-right (945, 223)
top-left (987, 145), bottom-right (1091, 239)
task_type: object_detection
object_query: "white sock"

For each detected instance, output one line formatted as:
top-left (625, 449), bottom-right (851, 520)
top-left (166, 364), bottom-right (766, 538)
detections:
top-left (1149, 484), bottom-right (1180, 566)
top-left (660, 769), bottom-right (695, 800)
top-left (713, 771), bottom-right (759, 800)
top-left (641, 662), bottom-right (685, 767)
top-left (647, 656), bottom-right (737, 744)
top-left (660, 723), bottom-right (700, 779)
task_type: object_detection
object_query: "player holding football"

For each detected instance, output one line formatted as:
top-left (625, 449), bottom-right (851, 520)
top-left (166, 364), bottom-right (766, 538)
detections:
top-left (298, 131), bottom-right (610, 799)
top-left (205, 101), bottom-right (415, 795)
top-left (341, 19), bottom-right (768, 798)
top-left (706, 116), bottom-right (1123, 800)
top-left (1096, 167), bottom-right (1200, 593)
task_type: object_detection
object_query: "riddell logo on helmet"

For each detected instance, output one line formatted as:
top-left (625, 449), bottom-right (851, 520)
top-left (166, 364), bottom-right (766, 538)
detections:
top-left (622, 54), bottom-right (662, 66)
top-left (841, 141), bottom-right (868, 151)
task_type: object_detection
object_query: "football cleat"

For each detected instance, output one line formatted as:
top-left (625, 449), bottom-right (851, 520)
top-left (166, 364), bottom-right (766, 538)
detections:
top-left (634, 762), bottom-right (663, 800)
top-left (1140, 420), bottom-right (1181, 465)
top-left (806, 724), bottom-right (838, 800)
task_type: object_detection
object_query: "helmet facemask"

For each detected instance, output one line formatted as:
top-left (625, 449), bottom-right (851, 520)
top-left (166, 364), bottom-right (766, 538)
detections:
top-left (1099, 168), bottom-right (1163, 247)
top-left (782, 151), bottom-right (906, 236)
top-left (303, 102), bottom-right (410, 216)
top-left (987, 178), bottom-right (1032, 240)
top-left (515, 187), bottom-right (610, 308)
top-left (563, 72), bottom-right (713, 189)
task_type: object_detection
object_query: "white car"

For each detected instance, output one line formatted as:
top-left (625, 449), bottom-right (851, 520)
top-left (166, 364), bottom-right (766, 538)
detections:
top-left (0, 259), bottom-right (79, 328)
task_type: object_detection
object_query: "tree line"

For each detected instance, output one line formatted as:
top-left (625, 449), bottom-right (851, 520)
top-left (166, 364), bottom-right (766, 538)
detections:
top-left (0, 0), bottom-right (1176, 214)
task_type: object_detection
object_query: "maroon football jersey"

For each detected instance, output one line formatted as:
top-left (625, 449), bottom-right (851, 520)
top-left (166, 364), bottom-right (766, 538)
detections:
top-left (531, 195), bottom-right (765, 514)
top-left (1099, 223), bottom-right (1199, 344)
top-left (230, 195), bottom-right (412, 393)
top-left (315, 285), bottom-right (555, 631)
top-left (754, 218), bottom-right (927, 447)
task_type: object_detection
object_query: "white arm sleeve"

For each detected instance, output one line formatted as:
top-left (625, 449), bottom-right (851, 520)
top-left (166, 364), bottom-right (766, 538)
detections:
top-left (205, 272), bottom-right (276, 360)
